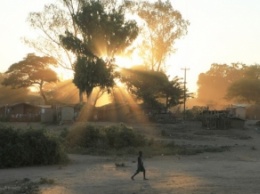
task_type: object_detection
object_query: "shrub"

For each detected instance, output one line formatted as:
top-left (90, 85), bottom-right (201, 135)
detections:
top-left (65, 124), bottom-right (105, 148)
top-left (65, 124), bottom-right (146, 150)
top-left (0, 126), bottom-right (68, 168)
top-left (105, 125), bottom-right (146, 149)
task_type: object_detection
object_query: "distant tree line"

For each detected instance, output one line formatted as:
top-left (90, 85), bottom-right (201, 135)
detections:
top-left (197, 63), bottom-right (260, 108)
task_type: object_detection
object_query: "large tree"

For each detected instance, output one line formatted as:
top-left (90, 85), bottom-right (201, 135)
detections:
top-left (2, 54), bottom-right (58, 104)
top-left (226, 65), bottom-right (260, 104)
top-left (25, 0), bottom-right (82, 70)
top-left (25, 0), bottom-right (137, 104)
top-left (196, 63), bottom-right (245, 108)
top-left (0, 73), bottom-right (35, 104)
top-left (59, 0), bottom-right (138, 104)
top-left (25, 0), bottom-right (86, 103)
top-left (125, 0), bottom-right (189, 71)
top-left (120, 66), bottom-right (183, 112)
top-left (43, 79), bottom-right (80, 104)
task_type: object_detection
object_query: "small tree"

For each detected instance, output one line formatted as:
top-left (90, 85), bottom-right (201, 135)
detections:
top-left (120, 66), bottom-right (183, 112)
top-left (2, 53), bottom-right (58, 104)
top-left (72, 56), bottom-right (115, 106)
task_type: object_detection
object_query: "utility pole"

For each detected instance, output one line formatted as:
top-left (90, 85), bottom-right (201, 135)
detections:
top-left (181, 67), bottom-right (190, 120)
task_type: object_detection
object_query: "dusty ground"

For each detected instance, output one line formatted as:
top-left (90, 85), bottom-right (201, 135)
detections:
top-left (0, 120), bottom-right (260, 194)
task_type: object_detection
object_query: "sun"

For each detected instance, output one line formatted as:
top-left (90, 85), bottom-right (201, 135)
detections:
top-left (51, 53), bottom-right (143, 82)
top-left (115, 53), bottom-right (143, 69)
top-left (52, 66), bottom-right (74, 80)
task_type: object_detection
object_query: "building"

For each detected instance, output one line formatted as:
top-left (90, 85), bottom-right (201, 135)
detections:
top-left (2, 102), bottom-right (41, 122)
top-left (228, 105), bottom-right (247, 120)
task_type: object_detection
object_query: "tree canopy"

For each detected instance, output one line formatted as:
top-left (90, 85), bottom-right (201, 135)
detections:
top-left (59, 0), bottom-right (139, 104)
top-left (25, 0), bottom-right (82, 70)
top-left (226, 64), bottom-right (260, 104)
top-left (196, 63), bottom-right (245, 108)
top-left (0, 73), bottom-right (35, 104)
top-left (120, 66), bottom-right (183, 112)
top-left (24, 0), bottom-right (189, 112)
top-left (125, 0), bottom-right (189, 71)
top-left (2, 54), bottom-right (58, 104)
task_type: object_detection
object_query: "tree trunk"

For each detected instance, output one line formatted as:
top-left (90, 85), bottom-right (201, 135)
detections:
top-left (79, 89), bottom-right (83, 104)
top-left (92, 88), bottom-right (105, 107)
top-left (165, 96), bottom-right (169, 112)
top-left (39, 82), bottom-right (48, 105)
top-left (76, 89), bottom-right (94, 121)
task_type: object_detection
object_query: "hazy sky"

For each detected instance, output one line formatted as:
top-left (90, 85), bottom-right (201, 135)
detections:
top-left (1, 0), bottom-right (260, 93)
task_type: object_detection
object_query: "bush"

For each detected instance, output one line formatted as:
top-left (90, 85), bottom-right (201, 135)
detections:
top-left (65, 124), bottom-right (105, 148)
top-left (65, 124), bottom-right (146, 150)
top-left (0, 126), bottom-right (68, 168)
top-left (105, 125), bottom-right (146, 149)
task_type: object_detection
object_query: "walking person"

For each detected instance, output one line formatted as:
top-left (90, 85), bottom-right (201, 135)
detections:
top-left (131, 151), bottom-right (148, 180)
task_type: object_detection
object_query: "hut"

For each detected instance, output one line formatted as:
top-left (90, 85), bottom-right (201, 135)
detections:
top-left (40, 105), bottom-right (55, 123)
top-left (57, 105), bottom-right (75, 124)
top-left (6, 102), bottom-right (41, 122)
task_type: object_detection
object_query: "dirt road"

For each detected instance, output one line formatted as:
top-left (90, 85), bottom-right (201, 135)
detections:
top-left (0, 121), bottom-right (260, 194)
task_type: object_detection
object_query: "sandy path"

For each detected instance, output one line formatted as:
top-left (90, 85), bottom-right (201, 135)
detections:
top-left (1, 148), bottom-right (260, 194)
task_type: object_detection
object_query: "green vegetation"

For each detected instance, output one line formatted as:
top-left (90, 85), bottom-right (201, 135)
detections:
top-left (64, 123), bottom-right (229, 156)
top-left (0, 123), bottom-right (230, 169)
top-left (120, 68), bottom-right (183, 112)
top-left (39, 177), bottom-right (55, 185)
top-left (197, 63), bottom-right (260, 108)
top-left (2, 54), bottom-right (58, 105)
top-left (59, 1), bottom-right (138, 105)
top-left (0, 126), bottom-right (68, 168)
top-left (65, 124), bottom-right (146, 151)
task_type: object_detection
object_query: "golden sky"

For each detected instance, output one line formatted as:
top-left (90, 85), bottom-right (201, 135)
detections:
top-left (1, 0), bottom-right (260, 93)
